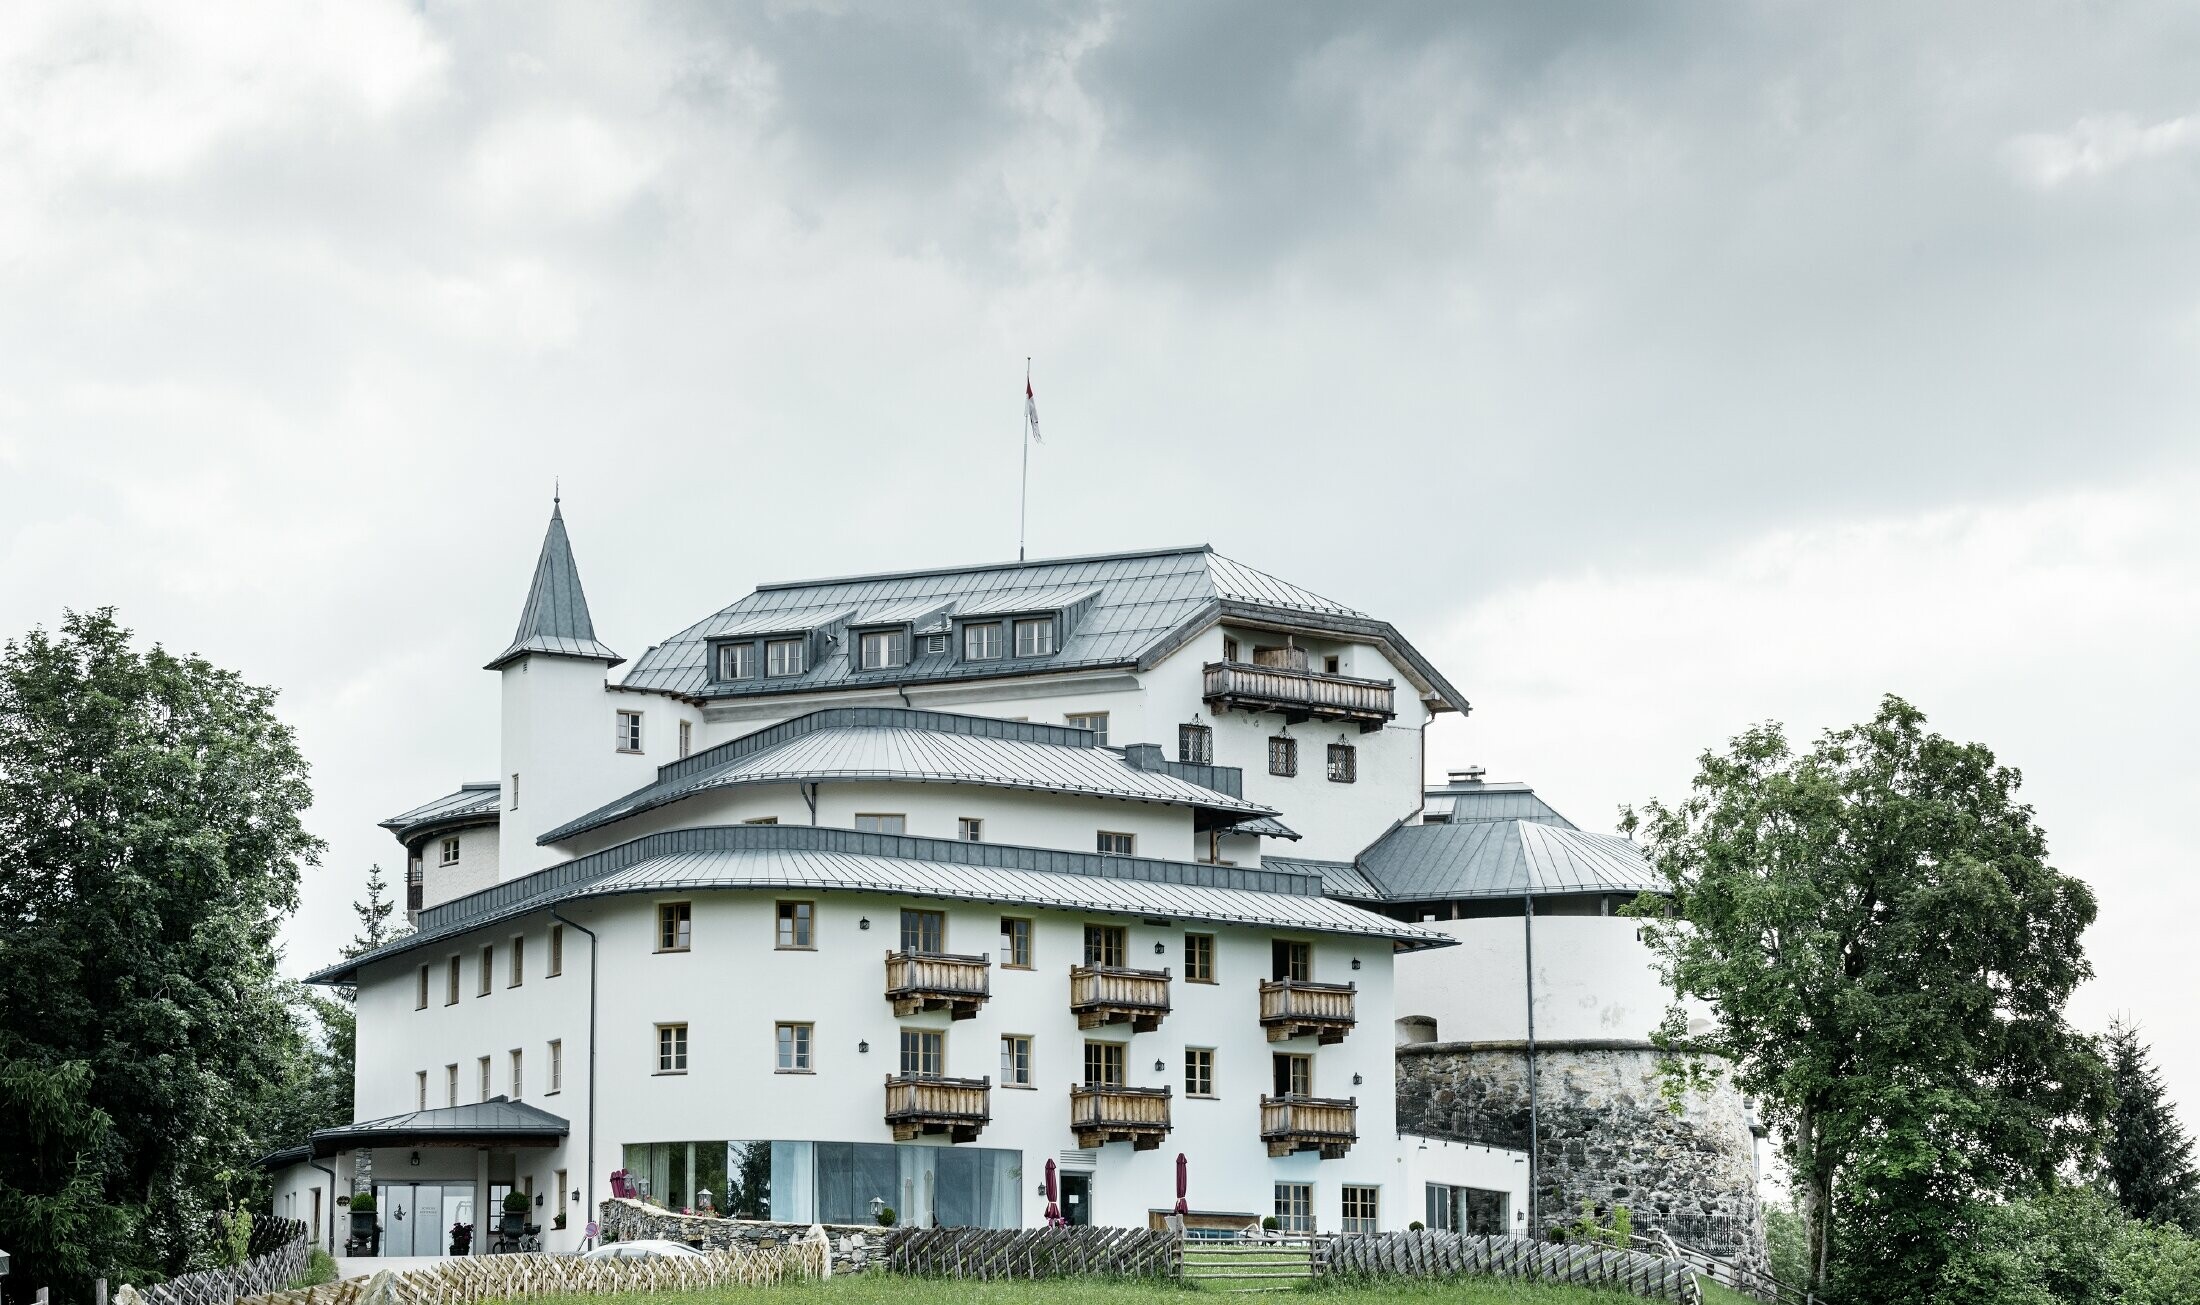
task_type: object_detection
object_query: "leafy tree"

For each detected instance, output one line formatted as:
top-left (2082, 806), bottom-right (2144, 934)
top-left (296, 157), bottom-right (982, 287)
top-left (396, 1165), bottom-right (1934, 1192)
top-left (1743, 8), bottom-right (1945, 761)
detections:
top-left (0, 610), bottom-right (323, 1295)
top-left (2103, 1019), bottom-right (2200, 1230)
top-left (1626, 695), bottom-right (2111, 1299)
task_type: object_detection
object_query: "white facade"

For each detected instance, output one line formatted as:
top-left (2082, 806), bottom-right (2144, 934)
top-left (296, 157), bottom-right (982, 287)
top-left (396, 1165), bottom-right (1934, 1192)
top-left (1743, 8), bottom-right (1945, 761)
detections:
top-left (299, 523), bottom-right (1543, 1252)
top-left (1394, 914), bottom-right (1672, 1046)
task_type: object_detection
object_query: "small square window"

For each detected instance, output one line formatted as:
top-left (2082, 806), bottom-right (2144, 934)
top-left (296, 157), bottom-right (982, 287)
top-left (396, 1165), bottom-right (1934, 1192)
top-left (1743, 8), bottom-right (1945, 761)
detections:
top-left (776, 900), bottom-right (814, 949)
top-left (899, 1028), bottom-right (944, 1077)
top-left (963, 622), bottom-right (1004, 661)
top-left (853, 813), bottom-right (906, 835)
top-left (616, 710), bottom-right (643, 753)
top-left (958, 817), bottom-right (983, 842)
top-left (1097, 830), bottom-right (1134, 856)
top-left (1323, 654), bottom-right (1342, 675)
top-left (1185, 1047), bottom-right (1215, 1097)
top-left (922, 633), bottom-right (949, 655)
top-left (1185, 933), bottom-right (1216, 983)
top-left (1269, 736), bottom-right (1298, 777)
top-left (1013, 617), bottom-right (1056, 657)
top-left (439, 836), bottom-right (461, 865)
top-left (1000, 916), bottom-right (1033, 968)
top-left (1066, 712), bottom-right (1109, 746)
top-left (858, 629), bottom-right (909, 670)
top-left (766, 638), bottom-right (807, 678)
top-left (775, 1022), bottom-right (813, 1073)
top-left (1000, 1035), bottom-right (1033, 1087)
top-left (1178, 723), bottom-right (1212, 765)
top-left (717, 643), bottom-right (757, 680)
top-left (1082, 1040), bottom-right (1126, 1086)
top-left (1327, 742), bottom-right (1357, 784)
top-left (656, 1023), bottom-right (688, 1074)
top-left (658, 902), bottom-right (692, 953)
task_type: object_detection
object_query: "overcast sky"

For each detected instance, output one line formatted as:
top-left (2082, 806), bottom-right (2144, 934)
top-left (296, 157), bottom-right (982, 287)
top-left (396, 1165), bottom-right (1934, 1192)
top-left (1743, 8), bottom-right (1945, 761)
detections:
top-left (4, 1), bottom-right (2197, 1116)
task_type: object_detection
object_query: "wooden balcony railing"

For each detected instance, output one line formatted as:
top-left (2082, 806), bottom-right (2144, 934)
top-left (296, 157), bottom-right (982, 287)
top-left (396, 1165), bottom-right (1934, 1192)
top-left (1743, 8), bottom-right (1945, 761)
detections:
top-left (1259, 978), bottom-right (1357, 1045)
top-left (885, 950), bottom-right (991, 1020)
top-left (1069, 964), bottom-right (1171, 1032)
top-left (1260, 1094), bottom-right (1358, 1159)
top-left (1071, 1084), bottom-right (1173, 1151)
top-left (1202, 661), bottom-right (1396, 730)
top-left (885, 1074), bottom-right (992, 1144)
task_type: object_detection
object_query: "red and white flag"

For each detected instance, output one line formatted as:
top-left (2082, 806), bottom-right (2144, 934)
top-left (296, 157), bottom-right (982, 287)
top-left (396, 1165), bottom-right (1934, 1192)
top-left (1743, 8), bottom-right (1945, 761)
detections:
top-left (1025, 373), bottom-right (1043, 444)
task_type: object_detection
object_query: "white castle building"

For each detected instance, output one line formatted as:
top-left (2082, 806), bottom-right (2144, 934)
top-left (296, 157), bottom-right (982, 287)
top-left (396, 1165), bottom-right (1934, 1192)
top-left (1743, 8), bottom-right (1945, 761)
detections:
top-left (266, 504), bottom-right (1759, 1265)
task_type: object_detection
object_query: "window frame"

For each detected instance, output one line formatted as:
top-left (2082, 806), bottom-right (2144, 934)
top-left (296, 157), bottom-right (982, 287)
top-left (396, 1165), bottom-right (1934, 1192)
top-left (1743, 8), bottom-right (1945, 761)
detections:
top-left (775, 899), bottom-right (815, 950)
top-left (1000, 1034), bottom-right (1034, 1088)
top-left (509, 934), bottom-right (525, 988)
top-left (853, 813), bottom-right (907, 835)
top-left (1083, 924), bottom-right (1127, 968)
top-left (477, 1055), bottom-right (492, 1101)
top-left (509, 1047), bottom-right (523, 1100)
top-left (961, 621), bottom-right (1004, 662)
top-left (1185, 1046), bottom-right (1216, 1098)
top-left (1326, 742), bottom-right (1357, 784)
top-left (1185, 932), bottom-right (1217, 984)
top-left (716, 641), bottom-right (758, 681)
top-left (416, 964), bottom-right (429, 1010)
top-left (958, 817), bottom-right (983, 842)
top-left (1000, 916), bottom-right (1033, 969)
top-left (616, 709), bottom-right (644, 754)
top-left (655, 1023), bottom-right (689, 1075)
top-left (446, 955), bottom-right (460, 1005)
top-left (775, 1021), bottom-right (814, 1074)
top-left (416, 1070), bottom-right (428, 1111)
top-left (921, 632), bottom-right (950, 655)
top-left (765, 637), bottom-right (807, 678)
top-left (478, 944), bottom-right (494, 996)
top-left (900, 908), bottom-right (946, 955)
top-left (547, 1039), bottom-right (563, 1095)
top-left (899, 1028), bottom-right (945, 1077)
top-left (1269, 736), bottom-right (1298, 777)
top-left (856, 628), bottom-right (910, 670)
top-left (1342, 1185), bottom-right (1379, 1234)
top-left (1274, 1051), bottom-right (1313, 1097)
top-left (1178, 722), bottom-right (1213, 765)
top-left (677, 719), bottom-right (693, 758)
top-left (445, 1063), bottom-right (459, 1108)
top-left (439, 836), bottom-right (461, 866)
top-left (1065, 711), bottom-right (1109, 746)
top-left (1274, 1183), bottom-right (1314, 1235)
top-left (1012, 616), bottom-right (1057, 657)
top-left (1082, 1040), bottom-right (1127, 1086)
top-left (657, 901), bottom-right (693, 953)
top-left (548, 925), bottom-right (563, 977)
top-left (1096, 830), bottom-right (1134, 856)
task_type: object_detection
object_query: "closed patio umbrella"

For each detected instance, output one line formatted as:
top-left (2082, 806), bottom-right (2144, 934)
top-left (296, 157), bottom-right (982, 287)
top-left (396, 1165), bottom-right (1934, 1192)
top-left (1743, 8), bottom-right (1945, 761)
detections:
top-left (1174, 1153), bottom-right (1188, 1215)
top-left (1044, 1158), bottom-right (1063, 1227)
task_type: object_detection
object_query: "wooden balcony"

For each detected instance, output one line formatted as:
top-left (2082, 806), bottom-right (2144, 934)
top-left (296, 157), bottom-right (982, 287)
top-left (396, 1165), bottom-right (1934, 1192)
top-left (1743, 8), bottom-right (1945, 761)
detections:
top-left (885, 950), bottom-right (991, 1020)
top-left (1259, 979), bottom-right (1357, 1045)
top-left (885, 1074), bottom-right (991, 1144)
top-left (1203, 661), bottom-right (1396, 731)
top-left (1260, 1095), bottom-right (1358, 1159)
top-left (1069, 964), bottom-right (1171, 1032)
top-left (1071, 1084), bottom-right (1172, 1151)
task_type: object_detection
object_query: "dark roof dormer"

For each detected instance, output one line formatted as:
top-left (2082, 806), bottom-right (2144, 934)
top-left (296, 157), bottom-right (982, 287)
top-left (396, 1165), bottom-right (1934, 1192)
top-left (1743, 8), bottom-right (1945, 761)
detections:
top-left (485, 499), bottom-right (622, 671)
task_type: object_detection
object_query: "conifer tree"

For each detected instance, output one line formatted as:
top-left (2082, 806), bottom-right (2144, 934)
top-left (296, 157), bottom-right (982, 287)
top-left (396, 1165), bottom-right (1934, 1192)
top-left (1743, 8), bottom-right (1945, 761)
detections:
top-left (2104, 1019), bottom-right (2200, 1231)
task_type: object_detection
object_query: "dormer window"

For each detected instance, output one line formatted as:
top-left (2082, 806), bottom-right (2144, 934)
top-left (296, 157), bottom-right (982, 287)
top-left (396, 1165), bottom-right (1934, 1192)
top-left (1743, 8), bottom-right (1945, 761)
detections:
top-left (963, 622), bottom-right (1004, 661)
top-left (858, 629), bottom-right (909, 670)
top-left (766, 637), bottom-right (807, 678)
top-left (717, 643), bottom-right (756, 681)
top-left (1013, 617), bottom-right (1056, 657)
top-left (922, 633), bottom-right (949, 655)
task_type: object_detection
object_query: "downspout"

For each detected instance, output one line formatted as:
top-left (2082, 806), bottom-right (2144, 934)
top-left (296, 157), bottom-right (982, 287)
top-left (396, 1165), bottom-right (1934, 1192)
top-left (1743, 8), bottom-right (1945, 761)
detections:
top-left (551, 909), bottom-right (599, 1241)
top-left (802, 782), bottom-right (818, 825)
top-left (1523, 891), bottom-right (1540, 1238)
top-left (311, 1158), bottom-right (339, 1252)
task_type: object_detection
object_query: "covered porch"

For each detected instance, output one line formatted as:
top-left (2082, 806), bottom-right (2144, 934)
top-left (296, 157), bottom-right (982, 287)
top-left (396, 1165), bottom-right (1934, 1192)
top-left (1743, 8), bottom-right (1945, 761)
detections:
top-left (304, 1098), bottom-right (569, 1259)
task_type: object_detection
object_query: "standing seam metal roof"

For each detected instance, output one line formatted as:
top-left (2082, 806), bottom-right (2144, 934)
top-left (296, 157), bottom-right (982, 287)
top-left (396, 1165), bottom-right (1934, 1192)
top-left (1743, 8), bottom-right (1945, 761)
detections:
top-left (1353, 820), bottom-right (1664, 901)
top-left (486, 502), bottom-right (622, 670)
top-left (379, 783), bottom-right (503, 842)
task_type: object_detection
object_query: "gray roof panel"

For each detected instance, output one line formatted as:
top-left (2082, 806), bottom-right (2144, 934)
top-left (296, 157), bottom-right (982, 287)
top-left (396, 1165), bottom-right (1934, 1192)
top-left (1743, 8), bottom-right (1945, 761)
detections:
top-left (380, 782), bottom-right (502, 842)
top-left (304, 1098), bottom-right (567, 1157)
top-left (1356, 820), bottom-right (1664, 901)
top-left (486, 502), bottom-right (622, 670)
top-left (1268, 855), bottom-right (1383, 899)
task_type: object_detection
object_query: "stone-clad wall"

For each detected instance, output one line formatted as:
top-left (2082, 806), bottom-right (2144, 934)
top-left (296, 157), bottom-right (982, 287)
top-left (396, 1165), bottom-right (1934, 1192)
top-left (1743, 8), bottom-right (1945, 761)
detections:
top-left (597, 1198), bottom-right (881, 1273)
top-left (1397, 1042), bottom-right (1767, 1276)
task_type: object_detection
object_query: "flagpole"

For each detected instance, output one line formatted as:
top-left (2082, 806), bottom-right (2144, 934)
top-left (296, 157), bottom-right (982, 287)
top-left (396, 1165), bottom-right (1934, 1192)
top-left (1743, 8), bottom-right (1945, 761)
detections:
top-left (1019, 356), bottom-right (1030, 562)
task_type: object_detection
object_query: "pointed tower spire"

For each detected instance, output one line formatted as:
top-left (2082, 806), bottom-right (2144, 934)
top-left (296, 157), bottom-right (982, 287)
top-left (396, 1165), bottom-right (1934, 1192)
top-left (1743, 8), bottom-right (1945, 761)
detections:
top-left (485, 498), bottom-right (623, 670)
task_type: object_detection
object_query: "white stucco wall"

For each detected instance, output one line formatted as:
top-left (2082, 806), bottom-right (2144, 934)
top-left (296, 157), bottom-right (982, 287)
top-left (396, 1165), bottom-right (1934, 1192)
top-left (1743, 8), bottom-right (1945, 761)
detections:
top-left (1395, 1134), bottom-right (1532, 1235)
top-left (1392, 913), bottom-right (1671, 1045)
top-left (268, 1156), bottom-right (348, 1248)
top-left (499, 658), bottom-right (666, 877)
top-left (417, 824), bottom-right (501, 912)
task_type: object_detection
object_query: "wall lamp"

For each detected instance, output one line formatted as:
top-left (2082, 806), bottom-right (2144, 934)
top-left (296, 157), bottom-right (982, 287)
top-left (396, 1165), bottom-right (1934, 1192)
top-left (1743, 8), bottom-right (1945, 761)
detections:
top-left (1154, 1060), bottom-right (1166, 1074)
top-left (1350, 958), bottom-right (1361, 971)
top-left (409, 1151), bottom-right (421, 1167)
top-left (1352, 1073), bottom-right (1364, 1086)
top-left (1154, 942), bottom-right (1166, 955)
top-left (858, 1040), bottom-right (870, 1054)
top-left (859, 917), bottom-right (871, 931)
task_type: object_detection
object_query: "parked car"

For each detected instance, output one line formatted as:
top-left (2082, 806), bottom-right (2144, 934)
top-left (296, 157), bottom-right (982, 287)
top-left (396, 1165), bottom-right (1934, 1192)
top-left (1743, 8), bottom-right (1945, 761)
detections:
top-left (581, 1240), bottom-right (706, 1261)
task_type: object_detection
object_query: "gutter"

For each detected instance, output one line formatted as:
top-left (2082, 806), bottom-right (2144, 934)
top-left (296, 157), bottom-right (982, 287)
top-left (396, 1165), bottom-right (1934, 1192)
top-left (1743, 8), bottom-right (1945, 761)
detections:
top-left (550, 908), bottom-right (599, 1244)
top-left (312, 1158), bottom-right (340, 1251)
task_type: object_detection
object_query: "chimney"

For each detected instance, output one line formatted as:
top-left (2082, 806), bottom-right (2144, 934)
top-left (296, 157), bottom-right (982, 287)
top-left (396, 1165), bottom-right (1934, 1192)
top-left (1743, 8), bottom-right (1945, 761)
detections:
top-left (1446, 766), bottom-right (1487, 785)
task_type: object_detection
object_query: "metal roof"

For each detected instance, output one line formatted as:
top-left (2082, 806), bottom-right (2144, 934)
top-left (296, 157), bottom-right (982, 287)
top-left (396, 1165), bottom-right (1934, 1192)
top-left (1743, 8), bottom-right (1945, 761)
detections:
top-left (1353, 820), bottom-right (1664, 901)
top-left (307, 823), bottom-right (1448, 984)
top-left (615, 545), bottom-right (1466, 712)
top-left (1266, 855), bottom-right (1382, 899)
top-left (300, 1098), bottom-right (568, 1158)
top-left (1422, 780), bottom-right (1578, 830)
top-left (486, 501), bottom-right (622, 670)
top-left (538, 707), bottom-right (1275, 846)
top-left (379, 782), bottom-right (502, 843)
top-left (1229, 815), bottom-right (1301, 841)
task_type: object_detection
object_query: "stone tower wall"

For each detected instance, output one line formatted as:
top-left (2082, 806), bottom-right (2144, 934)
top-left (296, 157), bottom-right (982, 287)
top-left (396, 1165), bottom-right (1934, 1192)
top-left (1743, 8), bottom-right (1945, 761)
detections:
top-left (1397, 1040), bottom-right (1768, 1276)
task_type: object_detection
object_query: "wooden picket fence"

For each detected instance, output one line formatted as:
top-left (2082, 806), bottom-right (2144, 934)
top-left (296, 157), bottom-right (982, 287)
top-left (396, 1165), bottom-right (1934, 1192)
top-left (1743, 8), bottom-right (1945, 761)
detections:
top-left (879, 1225), bottom-right (1180, 1280)
top-left (1316, 1231), bottom-right (1704, 1304)
top-left (232, 1241), bottom-right (826, 1305)
top-left (118, 1218), bottom-right (310, 1305)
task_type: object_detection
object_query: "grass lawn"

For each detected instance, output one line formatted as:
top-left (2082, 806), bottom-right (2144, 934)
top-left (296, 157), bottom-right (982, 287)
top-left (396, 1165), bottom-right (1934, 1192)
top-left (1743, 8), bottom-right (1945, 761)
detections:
top-left (517, 1278), bottom-right (1660, 1305)
top-left (1692, 1280), bottom-right (1758, 1305)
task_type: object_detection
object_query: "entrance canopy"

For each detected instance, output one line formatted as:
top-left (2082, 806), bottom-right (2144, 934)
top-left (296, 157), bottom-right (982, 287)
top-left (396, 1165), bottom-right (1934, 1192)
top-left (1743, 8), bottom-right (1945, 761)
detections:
top-left (299, 1096), bottom-right (567, 1159)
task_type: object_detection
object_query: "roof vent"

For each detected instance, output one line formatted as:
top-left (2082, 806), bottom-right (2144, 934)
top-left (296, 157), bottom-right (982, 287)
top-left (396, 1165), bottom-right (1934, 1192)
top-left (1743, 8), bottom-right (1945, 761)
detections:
top-left (1447, 766), bottom-right (1486, 785)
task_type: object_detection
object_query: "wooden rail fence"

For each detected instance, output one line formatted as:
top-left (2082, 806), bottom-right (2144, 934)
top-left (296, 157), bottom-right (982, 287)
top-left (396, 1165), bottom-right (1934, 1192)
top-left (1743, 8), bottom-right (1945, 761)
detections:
top-left (231, 1241), bottom-right (825, 1305)
top-left (880, 1226), bottom-right (1179, 1280)
top-left (117, 1218), bottom-right (309, 1305)
top-left (1316, 1231), bottom-right (1703, 1304)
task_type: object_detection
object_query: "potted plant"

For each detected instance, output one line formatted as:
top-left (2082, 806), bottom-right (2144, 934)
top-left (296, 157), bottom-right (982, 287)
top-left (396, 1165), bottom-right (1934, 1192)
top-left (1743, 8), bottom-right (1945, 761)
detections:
top-left (1260, 1215), bottom-right (1280, 1232)
top-left (450, 1222), bottom-right (473, 1256)
top-left (552, 1213), bottom-right (567, 1231)
top-left (874, 1205), bottom-right (897, 1228)
top-left (347, 1193), bottom-right (379, 1255)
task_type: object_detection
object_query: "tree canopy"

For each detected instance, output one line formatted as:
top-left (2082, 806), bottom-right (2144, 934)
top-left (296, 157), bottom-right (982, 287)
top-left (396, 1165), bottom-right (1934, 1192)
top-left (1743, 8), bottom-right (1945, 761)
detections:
top-left (0, 610), bottom-right (323, 1295)
top-left (1627, 695), bottom-right (2110, 1300)
top-left (2103, 1019), bottom-right (2200, 1231)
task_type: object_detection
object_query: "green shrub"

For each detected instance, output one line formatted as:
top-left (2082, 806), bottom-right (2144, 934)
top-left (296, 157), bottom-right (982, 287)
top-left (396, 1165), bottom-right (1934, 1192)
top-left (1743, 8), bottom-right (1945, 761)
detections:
top-left (2107, 1217), bottom-right (2200, 1305)
top-left (875, 1205), bottom-right (897, 1227)
top-left (347, 1193), bottom-right (376, 1215)
top-left (1260, 1216), bottom-right (1280, 1231)
top-left (1407, 1221), bottom-right (1424, 1231)
top-left (290, 1249), bottom-right (337, 1289)
top-left (1763, 1203), bottom-right (1808, 1290)
top-left (1563, 1201), bottom-right (1631, 1249)
top-left (504, 1192), bottom-right (531, 1215)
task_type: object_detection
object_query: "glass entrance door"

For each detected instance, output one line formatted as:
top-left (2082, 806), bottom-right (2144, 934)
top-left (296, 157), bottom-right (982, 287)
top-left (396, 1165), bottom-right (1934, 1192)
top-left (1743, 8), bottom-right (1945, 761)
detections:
top-left (375, 1183), bottom-right (473, 1256)
top-left (1059, 1172), bottom-right (1093, 1226)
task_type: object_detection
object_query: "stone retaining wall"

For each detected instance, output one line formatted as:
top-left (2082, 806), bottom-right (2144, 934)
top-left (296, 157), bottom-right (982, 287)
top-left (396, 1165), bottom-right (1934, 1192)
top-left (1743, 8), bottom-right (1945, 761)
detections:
top-left (598, 1198), bottom-right (880, 1273)
top-left (1397, 1042), bottom-right (1767, 1277)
